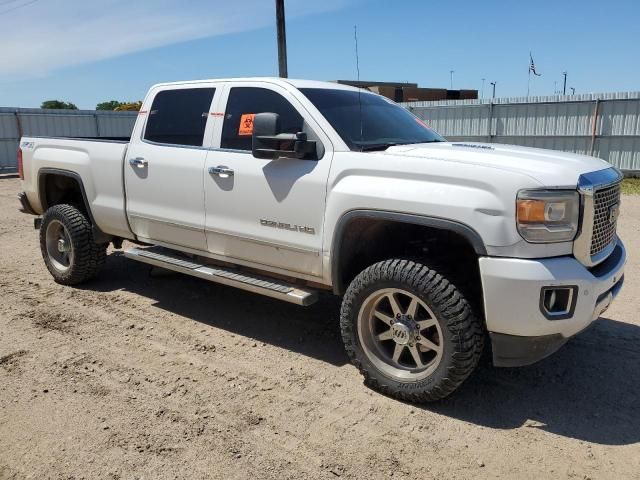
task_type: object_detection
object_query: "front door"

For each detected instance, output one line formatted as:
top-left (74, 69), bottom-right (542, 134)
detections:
top-left (124, 86), bottom-right (218, 251)
top-left (204, 83), bottom-right (332, 278)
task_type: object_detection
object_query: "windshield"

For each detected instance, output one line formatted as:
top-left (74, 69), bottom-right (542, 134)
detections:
top-left (299, 88), bottom-right (445, 151)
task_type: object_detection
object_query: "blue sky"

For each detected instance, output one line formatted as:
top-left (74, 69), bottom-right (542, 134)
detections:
top-left (1, 0), bottom-right (638, 109)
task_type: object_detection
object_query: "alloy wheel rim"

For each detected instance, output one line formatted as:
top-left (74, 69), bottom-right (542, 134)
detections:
top-left (45, 219), bottom-right (73, 273)
top-left (357, 288), bottom-right (444, 381)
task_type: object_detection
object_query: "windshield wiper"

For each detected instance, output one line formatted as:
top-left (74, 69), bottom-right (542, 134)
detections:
top-left (358, 140), bottom-right (445, 152)
top-left (358, 142), bottom-right (398, 152)
top-left (401, 140), bottom-right (445, 145)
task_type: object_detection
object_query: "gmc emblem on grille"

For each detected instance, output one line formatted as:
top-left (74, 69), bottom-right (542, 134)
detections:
top-left (608, 204), bottom-right (620, 224)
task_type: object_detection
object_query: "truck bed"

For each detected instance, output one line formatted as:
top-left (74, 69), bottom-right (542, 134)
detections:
top-left (20, 135), bottom-right (133, 239)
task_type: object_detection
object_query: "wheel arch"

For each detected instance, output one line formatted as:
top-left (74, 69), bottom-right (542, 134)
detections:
top-left (330, 209), bottom-right (487, 295)
top-left (37, 168), bottom-right (111, 243)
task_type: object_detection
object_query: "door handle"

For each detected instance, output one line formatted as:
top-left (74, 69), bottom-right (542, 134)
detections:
top-left (209, 165), bottom-right (234, 178)
top-left (129, 157), bottom-right (148, 168)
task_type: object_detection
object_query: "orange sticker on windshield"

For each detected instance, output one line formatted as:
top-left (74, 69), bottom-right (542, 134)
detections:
top-left (238, 113), bottom-right (256, 136)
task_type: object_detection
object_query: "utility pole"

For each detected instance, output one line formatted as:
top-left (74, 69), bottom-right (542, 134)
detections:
top-left (490, 81), bottom-right (496, 99)
top-left (275, 0), bottom-right (288, 78)
top-left (562, 71), bottom-right (567, 95)
top-left (450, 70), bottom-right (454, 89)
top-left (481, 78), bottom-right (486, 99)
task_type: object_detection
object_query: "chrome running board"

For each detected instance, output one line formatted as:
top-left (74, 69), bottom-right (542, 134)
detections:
top-left (124, 246), bottom-right (318, 306)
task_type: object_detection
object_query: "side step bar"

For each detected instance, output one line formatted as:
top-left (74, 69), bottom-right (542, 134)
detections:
top-left (124, 246), bottom-right (318, 306)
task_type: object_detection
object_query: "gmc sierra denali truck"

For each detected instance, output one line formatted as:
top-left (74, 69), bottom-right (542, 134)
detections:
top-left (18, 78), bottom-right (626, 402)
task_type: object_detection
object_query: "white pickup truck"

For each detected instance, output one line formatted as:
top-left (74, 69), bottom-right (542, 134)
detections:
top-left (18, 77), bottom-right (626, 402)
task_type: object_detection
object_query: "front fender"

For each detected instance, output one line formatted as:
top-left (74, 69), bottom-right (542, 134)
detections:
top-left (321, 154), bottom-right (574, 285)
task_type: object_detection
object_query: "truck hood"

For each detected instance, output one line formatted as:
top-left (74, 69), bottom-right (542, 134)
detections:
top-left (384, 142), bottom-right (612, 187)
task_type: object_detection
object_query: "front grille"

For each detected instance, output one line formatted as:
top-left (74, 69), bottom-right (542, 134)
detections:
top-left (590, 182), bottom-right (621, 256)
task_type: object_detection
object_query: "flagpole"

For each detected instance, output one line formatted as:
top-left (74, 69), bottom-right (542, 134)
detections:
top-left (527, 66), bottom-right (531, 97)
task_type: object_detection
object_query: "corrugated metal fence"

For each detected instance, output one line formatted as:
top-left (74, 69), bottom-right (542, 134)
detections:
top-left (403, 92), bottom-right (640, 172)
top-left (0, 107), bottom-right (137, 172)
top-left (2, 93), bottom-right (640, 172)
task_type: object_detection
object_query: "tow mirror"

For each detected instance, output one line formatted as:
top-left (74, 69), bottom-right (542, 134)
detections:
top-left (251, 112), bottom-right (316, 160)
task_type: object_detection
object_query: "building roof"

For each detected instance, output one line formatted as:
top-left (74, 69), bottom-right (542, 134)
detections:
top-left (335, 80), bottom-right (418, 88)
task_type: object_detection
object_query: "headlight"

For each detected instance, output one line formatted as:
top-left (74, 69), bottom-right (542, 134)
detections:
top-left (516, 190), bottom-right (579, 243)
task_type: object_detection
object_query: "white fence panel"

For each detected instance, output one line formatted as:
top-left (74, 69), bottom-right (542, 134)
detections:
top-left (2, 96), bottom-right (640, 173)
top-left (0, 108), bottom-right (137, 172)
top-left (405, 92), bottom-right (640, 172)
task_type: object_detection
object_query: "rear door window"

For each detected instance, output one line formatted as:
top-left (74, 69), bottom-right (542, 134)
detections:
top-left (144, 88), bottom-right (215, 147)
top-left (221, 87), bottom-right (303, 151)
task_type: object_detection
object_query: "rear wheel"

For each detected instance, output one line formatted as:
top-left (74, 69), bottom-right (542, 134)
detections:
top-left (340, 259), bottom-right (484, 402)
top-left (40, 204), bottom-right (107, 285)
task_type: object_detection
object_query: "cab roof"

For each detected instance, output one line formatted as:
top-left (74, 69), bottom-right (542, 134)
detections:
top-left (151, 77), bottom-right (363, 92)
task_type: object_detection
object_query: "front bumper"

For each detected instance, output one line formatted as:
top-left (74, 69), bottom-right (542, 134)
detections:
top-left (480, 239), bottom-right (626, 367)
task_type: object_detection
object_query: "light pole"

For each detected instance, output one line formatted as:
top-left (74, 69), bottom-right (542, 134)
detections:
top-left (481, 78), bottom-right (486, 99)
top-left (450, 70), bottom-right (455, 90)
top-left (490, 81), bottom-right (496, 99)
top-left (570, 87), bottom-right (576, 95)
top-left (275, 0), bottom-right (288, 78)
top-left (562, 71), bottom-right (567, 95)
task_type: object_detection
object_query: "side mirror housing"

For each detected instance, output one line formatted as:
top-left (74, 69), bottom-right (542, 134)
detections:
top-left (252, 112), bottom-right (316, 160)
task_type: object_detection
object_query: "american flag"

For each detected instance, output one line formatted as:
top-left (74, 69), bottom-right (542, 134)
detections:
top-left (529, 53), bottom-right (542, 76)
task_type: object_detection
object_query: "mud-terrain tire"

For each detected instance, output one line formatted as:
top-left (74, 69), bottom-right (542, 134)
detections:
top-left (340, 259), bottom-right (484, 402)
top-left (39, 204), bottom-right (107, 285)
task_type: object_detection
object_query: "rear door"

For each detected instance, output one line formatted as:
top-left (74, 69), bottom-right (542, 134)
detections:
top-left (203, 82), bottom-right (333, 278)
top-left (124, 85), bottom-right (218, 251)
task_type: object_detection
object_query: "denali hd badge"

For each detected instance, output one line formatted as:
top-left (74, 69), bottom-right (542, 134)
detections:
top-left (260, 219), bottom-right (315, 235)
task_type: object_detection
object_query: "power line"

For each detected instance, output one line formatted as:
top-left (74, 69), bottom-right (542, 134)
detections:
top-left (0, 0), bottom-right (41, 17)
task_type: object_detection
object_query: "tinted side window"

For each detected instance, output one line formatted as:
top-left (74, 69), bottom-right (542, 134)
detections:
top-left (221, 87), bottom-right (303, 150)
top-left (144, 88), bottom-right (215, 146)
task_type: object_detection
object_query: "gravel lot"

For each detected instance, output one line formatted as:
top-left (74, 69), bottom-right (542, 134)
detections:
top-left (1, 176), bottom-right (638, 479)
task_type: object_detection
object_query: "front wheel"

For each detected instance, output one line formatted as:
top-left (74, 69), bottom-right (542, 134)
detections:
top-left (340, 259), bottom-right (484, 402)
top-left (40, 204), bottom-right (107, 285)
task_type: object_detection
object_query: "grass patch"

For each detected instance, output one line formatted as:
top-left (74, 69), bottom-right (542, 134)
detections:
top-left (621, 178), bottom-right (640, 195)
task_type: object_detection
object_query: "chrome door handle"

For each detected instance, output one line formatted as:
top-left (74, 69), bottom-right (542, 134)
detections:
top-left (129, 157), bottom-right (148, 168)
top-left (209, 165), bottom-right (234, 178)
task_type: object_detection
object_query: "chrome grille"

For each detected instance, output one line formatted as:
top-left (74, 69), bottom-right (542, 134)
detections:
top-left (590, 182), bottom-right (621, 256)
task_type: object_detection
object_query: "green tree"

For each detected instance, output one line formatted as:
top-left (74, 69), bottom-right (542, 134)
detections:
top-left (114, 101), bottom-right (143, 111)
top-left (96, 100), bottom-right (122, 111)
top-left (40, 100), bottom-right (78, 110)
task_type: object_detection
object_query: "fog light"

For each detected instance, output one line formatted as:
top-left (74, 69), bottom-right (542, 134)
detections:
top-left (540, 286), bottom-right (578, 320)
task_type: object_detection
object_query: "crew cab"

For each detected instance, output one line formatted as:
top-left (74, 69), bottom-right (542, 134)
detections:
top-left (17, 78), bottom-right (626, 402)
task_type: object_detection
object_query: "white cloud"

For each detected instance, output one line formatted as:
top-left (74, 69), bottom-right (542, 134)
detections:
top-left (0, 0), bottom-right (350, 78)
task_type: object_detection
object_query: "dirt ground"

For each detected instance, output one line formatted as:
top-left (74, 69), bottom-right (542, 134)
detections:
top-left (1, 176), bottom-right (638, 480)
